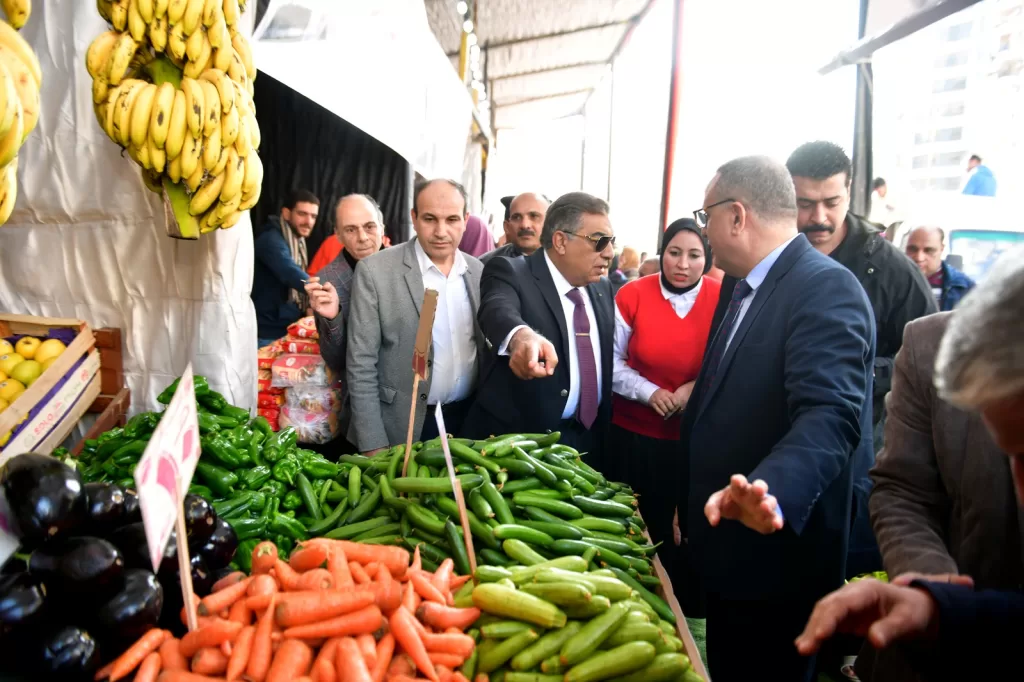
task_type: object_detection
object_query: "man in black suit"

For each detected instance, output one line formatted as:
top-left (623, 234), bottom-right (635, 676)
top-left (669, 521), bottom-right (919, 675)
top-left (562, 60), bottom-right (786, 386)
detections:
top-left (796, 247), bottom-right (1024, 680)
top-left (679, 156), bottom-right (875, 681)
top-left (465, 192), bottom-right (615, 467)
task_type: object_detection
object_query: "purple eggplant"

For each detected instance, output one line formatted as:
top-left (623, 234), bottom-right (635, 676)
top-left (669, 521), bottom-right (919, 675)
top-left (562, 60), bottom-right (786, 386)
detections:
top-left (83, 482), bottom-right (126, 536)
top-left (183, 494), bottom-right (217, 549)
top-left (121, 488), bottom-right (142, 524)
top-left (0, 453), bottom-right (85, 547)
top-left (94, 569), bottom-right (163, 646)
top-left (197, 517), bottom-right (238, 570)
top-left (29, 536), bottom-right (124, 602)
top-left (108, 522), bottom-right (151, 571)
top-left (0, 571), bottom-right (48, 628)
top-left (32, 624), bottom-right (101, 681)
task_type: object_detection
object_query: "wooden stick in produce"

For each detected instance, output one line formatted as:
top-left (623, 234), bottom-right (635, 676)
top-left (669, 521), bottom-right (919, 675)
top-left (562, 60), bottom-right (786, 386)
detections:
top-left (403, 290), bottom-right (439, 476)
top-left (435, 406), bottom-right (477, 575)
top-left (402, 374), bottom-right (421, 477)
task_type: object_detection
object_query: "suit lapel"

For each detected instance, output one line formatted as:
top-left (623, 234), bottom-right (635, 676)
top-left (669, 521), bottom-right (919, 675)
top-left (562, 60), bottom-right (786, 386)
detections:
top-left (528, 251), bottom-right (569, 356)
top-left (403, 240), bottom-right (425, 314)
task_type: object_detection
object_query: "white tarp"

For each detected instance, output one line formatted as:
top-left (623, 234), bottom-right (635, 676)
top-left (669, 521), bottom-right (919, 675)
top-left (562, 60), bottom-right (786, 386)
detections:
top-left (253, 0), bottom-right (473, 181)
top-left (0, 1), bottom-right (258, 415)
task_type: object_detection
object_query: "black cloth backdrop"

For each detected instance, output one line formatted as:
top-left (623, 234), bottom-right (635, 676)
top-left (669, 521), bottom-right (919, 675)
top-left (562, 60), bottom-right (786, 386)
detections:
top-left (251, 72), bottom-right (412, 259)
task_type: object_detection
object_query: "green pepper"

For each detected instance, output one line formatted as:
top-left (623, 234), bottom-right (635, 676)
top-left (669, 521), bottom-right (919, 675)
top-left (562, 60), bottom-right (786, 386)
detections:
top-left (296, 451), bottom-right (339, 479)
top-left (112, 440), bottom-right (148, 466)
top-left (235, 539), bottom-right (259, 572)
top-left (195, 461), bottom-right (238, 497)
top-left (275, 534), bottom-right (295, 558)
top-left (101, 457), bottom-right (126, 479)
top-left (123, 412), bottom-right (158, 439)
top-left (272, 455), bottom-right (300, 486)
top-left (260, 480), bottom-right (286, 498)
top-left (97, 427), bottom-right (125, 444)
top-left (213, 492), bottom-right (254, 518)
top-left (282, 491), bottom-right (303, 510)
top-left (188, 484), bottom-right (214, 500)
top-left (248, 431), bottom-right (266, 467)
top-left (197, 411), bottom-right (221, 434)
top-left (52, 446), bottom-right (71, 460)
top-left (158, 375), bottom-right (210, 404)
top-left (269, 513), bottom-right (307, 540)
top-left (250, 416), bottom-right (273, 438)
top-left (118, 478), bottom-right (135, 490)
top-left (201, 435), bottom-right (244, 469)
top-left (227, 425), bottom-right (253, 450)
top-left (83, 438), bottom-right (100, 454)
top-left (219, 403), bottom-right (251, 424)
top-left (227, 517), bottom-right (266, 540)
top-left (241, 465), bottom-right (273, 490)
top-left (198, 390), bottom-right (230, 414)
top-left (249, 491), bottom-right (267, 510)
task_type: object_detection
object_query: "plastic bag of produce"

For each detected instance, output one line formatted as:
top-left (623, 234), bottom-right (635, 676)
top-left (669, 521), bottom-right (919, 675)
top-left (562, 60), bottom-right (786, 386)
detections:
top-left (279, 404), bottom-right (338, 444)
top-left (284, 384), bottom-right (341, 414)
top-left (258, 342), bottom-right (283, 369)
top-left (281, 336), bottom-right (320, 355)
top-left (271, 354), bottom-right (329, 388)
top-left (257, 392), bottom-right (285, 409)
top-left (257, 406), bottom-right (280, 430)
top-left (258, 369), bottom-right (284, 395)
top-left (287, 316), bottom-right (319, 339)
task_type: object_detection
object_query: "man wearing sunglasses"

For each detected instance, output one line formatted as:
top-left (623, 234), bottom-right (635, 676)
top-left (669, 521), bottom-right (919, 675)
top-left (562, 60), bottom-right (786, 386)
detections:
top-left (465, 192), bottom-right (616, 469)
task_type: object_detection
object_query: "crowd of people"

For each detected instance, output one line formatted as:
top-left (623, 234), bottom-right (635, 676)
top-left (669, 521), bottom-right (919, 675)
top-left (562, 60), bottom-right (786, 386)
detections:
top-left (249, 140), bottom-right (1022, 681)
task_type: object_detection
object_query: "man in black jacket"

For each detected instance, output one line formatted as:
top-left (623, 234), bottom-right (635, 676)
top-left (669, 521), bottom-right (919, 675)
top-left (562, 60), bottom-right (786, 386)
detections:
top-left (481, 192), bottom-right (550, 264)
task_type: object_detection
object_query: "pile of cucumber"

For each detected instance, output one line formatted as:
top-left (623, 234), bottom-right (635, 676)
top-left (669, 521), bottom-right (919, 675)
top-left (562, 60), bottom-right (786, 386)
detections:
top-left (450, 555), bottom-right (703, 682)
top-left (330, 432), bottom-right (662, 583)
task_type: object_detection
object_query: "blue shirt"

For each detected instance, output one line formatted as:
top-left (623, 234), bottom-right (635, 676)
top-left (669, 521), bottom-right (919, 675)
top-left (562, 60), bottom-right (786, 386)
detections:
top-left (725, 233), bottom-right (800, 349)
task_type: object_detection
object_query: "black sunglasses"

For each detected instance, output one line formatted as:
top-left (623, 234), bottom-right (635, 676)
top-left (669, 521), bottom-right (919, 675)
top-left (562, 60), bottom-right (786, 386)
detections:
top-left (693, 198), bottom-right (736, 229)
top-left (564, 231), bottom-right (616, 252)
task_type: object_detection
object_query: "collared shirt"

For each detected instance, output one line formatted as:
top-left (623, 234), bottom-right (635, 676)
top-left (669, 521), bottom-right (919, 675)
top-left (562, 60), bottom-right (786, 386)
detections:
top-left (725, 234), bottom-right (800, 350)
top-left (499, 251), bottom-right (603, 420)
top-left (613, 278), bottom-right (704, 403)
top-left (414, 239), bottom-right (478, 405)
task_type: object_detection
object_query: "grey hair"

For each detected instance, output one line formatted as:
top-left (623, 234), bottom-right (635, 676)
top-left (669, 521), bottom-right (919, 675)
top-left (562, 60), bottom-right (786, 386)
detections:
top-left (336, 193), bottom-right (384, 226)
top-left (541, 192), bottom-right (610, 249)
top-left (935, 246), bottom-right (1024, 408)
top-left (714, 155), bottom-right (798, 224)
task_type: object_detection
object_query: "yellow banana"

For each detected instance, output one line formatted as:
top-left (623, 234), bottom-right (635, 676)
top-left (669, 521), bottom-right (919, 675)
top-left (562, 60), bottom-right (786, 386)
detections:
top-left (211, 192), bottom-right (241, 227)
top-left (137, 0), bottom-right (154, 23)
top-left (127, 0), bottom-right (147, 41)
top-left (0, 60), bottom-right (17, 139)
top-left (233, 110), bottom-right (250, 157)
top-left (245, 77), bottom-right (253, 98)
top-left (226, 49), bottom-right (247, 87)
top-left (167, 0), bottom-right (187, 24)
top-left (86, 31), bottom-right (119, 80)
top-left (222, 0), bottom-right (239, 27)
top-left (219, 208), bottom-right (242, 229)
top-left (202, 0), bottom-right (221, 27)
top-left (180, 76), bottom-right (204, 138)
top-left (154, 0), bottom-right (169, 18)
top-left (107, 33), bottom-right (138, 86)
top-left (97, 0), bottom-right (114, 22)
top-left (210, 142), bottom-right (228, 175)
top-left (179, 131), bottom-right (200, 178)
top-left (181, 0), bottom-right (203, 34)
top-left (0, 20), bottom-right (41, 86)
top-left (199, 68), bottom-right (233, 113)
top-left (189, 169), bottom-right (224, 215)
top-left (92, 77), bottom-right (110, 105)
top-left (182, 33), bottom-right (211, 79)
top-left (185, 25), bottom-right (205, 61)
top-left (149, 15), bottom-right (169, 53)
top-left (102, 89), bottom-right (120, 141)
top-left (129, 82), bottom-right (156, 148)
top-left (115, 78), bottom-right (146, 147)
top-left (218, 147), bottom-right (242, 202)
top-left (110, 0), bottom-right (129, 31)
top-left (166, 150), bottom-right (182, 183)
top-left (201, 124), bottom-right (220, 170)
top-left (167, 20), bottom-right (186, 60)
top-left (198, 79), bottom-right (219, 136)
top-left (183, 158), bottom-right (203, 191)
top-left (0, 0), bottom-right (29, 29)
top-left (164, 88), bottom-right (186, 158)
top-left (219, 103), bottom-right (237, 146)
top-left (208, 15), bottom-right (228, 50)
top-left (148, 81), bottom-right (175, 148)
top-left (198, 206), bottom-right (217, 233)
top-left (134, 142), bottom-right (152, 169)
top-left (212, 46), bottom-right (231, 73)
top-left (230, 32), bottom-right (255, 82)
top-left (0, 96), bottom-right (22, 168)
top-left (248, 112), bottom-right (259, 151)
top-left (149, 139), bottom-right (166, 172)
top-left (0, 157), bottom-right (18, 226)
top-left (0, 43), bottom-right (38, 142)
top-left (239, 149), bottom-right (261, 201)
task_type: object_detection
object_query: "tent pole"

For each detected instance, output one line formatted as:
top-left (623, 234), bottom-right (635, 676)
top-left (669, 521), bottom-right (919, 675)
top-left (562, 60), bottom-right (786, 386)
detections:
top-left (658, 0), bottom-right (686, 238)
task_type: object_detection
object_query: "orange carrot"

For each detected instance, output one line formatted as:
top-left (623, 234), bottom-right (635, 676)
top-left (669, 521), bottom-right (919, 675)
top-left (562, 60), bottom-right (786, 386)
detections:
top-left (411, 545), bottom-right (422, 573)
top-left (179, 595), bottom-right (202, 626)
top-left (198, 577), bottom-right (253, 616)
top-left (390, 607), bottom-right (438, 682)
top-left (252, 541), bottom-right (279, 575)
top-left (335, 637), bottom-right (373, 682)
top-left (94, 661), bottom-right (114, 681)
top-left (436, 665), bottom-right (455, 682)
top-left (246, 593), bottom-right (276, 612)
top-left (190, 647), bottom-right (228, 676)
top-left (349, 561), bottom-right (372, 585)
top-left (388, 653), bottom-right (416, 676)
top-left (356, 632), bottom-right (377, 667)
top-left (328, 546), bottom-right (354, 589)
top-left (282, 604), bottom-right (383, 640)
top-left (388, 676), bottom-right (425, 682)
top-left (452, 673), bottom-right (471, 682)
top-left (416, 604), bottom-right (481, 631)
top-left (319, 540), bottom-right (410, 579)
top-left (275, 589), bottom-right (376, 628)
top-left (224, 624), bottom-right (254, 681)
top-left (364, 561), bottom-right (380, 577)
top-left (154, 672), bottom-right (224, 682)
top-left (370, 632), bottom-right (395, 682)
top-left (134, 651), bottom-right (162, 682)
top-left (431, 559), bottom-right (454, 597)
top-left (449, 574), bottom-right (471, 590)
top-left (311, 636), bottom-right (339, 670)
top-left (274, 559), bottom-right (303, 591)
top-left (402, 581), bottom-right (418, 612)
top-left (109, 628), bottom-right (169, 681)
top-left (474, 675), bottom-right (489, 682)
top-left (372, 562), bottom-right (402, 615)
top-left (421, 633), bottom-right (474, 659)
top-left (247, 573), bottom-right (279, 597)
top-left (309, 638), bottom-right (339, 682)
top-left (294, 678), bottom-right (314, 682)
top-left (266, 638), bottom-right (313, 682)
top-left (221, 640), bottom-right (233, 658)
top-left (410, 571), bottom-right (447, 604)
top-left (179, 619), bottom-right (244, 657)
top-left (295, 568), bottom-right (335, 592)
top-left (313, 657), bottom-right (336, 682)
top-left (211, 571), bottom-right (247, 593)
top-left (290, 544), bottom-right (330, 572)
top-left (229, 597), bottom-right (253, 625)
top-left (428, 652), bottom-right (466, 669)
top-left (247, 594), bottom-right (277, 682)
top-left (158, 638), bottom-right (188, 672)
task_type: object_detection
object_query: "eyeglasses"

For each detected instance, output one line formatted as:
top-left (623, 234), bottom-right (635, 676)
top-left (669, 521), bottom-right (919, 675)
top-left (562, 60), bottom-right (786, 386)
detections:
top-left (693, 198), bottom-right (736, 229)
top-left (564, 231), bottom-right (616, 252)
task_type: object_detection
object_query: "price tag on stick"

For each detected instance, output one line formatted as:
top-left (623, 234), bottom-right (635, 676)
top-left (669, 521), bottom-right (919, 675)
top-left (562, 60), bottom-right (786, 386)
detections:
top-left (402, 289), bottom-right (439, 477)
top-left (434, 405), bottom-right (477, 575)
top-left (134, 364), bottom-right (202, 631)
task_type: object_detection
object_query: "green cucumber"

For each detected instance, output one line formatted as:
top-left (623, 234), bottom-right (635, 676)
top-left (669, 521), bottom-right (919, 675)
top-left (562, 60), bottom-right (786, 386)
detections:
top-left (571, 495), bottom-right (635, 518)
top-left (492, 457), bottom-right (535, 478)
top-left (494, 524), bottom-right (555, 547)
top-left (481, 621), bottom-right (534, 639)
top-left (609, 567), bottom-right (676, 624)
top-left (606, 652), bottom-right (691, 682)
top-left (528, 568), bottom-right (598, 592)
top-left (507, 556), bottom-right (588, 581)
top-left (445, 519), bottom-right (472, 576)
top-left (478, 628), bottom-right (540, 674)
top-left (561, 596), bottom-right (612, 619)
top-left (476, 565), bottom-right (514, 583)
top-left (603, 622), bottom-right (662, 648)
top-left (558, 600), bottom-right (630, 665)
top-left (582, 536), bottom-right (636, 556)
top-left (468, 488), bottom-right (495, 519)
top-left (405, 502), bottom-right (447, 536)
top-left (500, 478), bottom-right (545, 494)
top-left (512, 493), bottom-right (583, 519)
top-left (504, 673), bottom-right (564, 682)
top-left (352, 522), bottom-right (401, 541)
top-left (518, 519), bottom-right (584, 541)
top-left (472, 583), bottom-right (567, 629)
top-left (481, 548), bottom-right (515, 566)
top-left (585, 575), bottom-right (634, 602)
top-left (323, 515), bottom-right (391, 540)
top-left (390, 473), bottom-right (484, 494)
top-left (520, 582), bottom-right (592, 607)
top-left (450, 441), bottom-right (502, 473)
top-left (510, 621), bottom-right (582, 672)
top-left (482, 480), bottom-right (515, 525)
top-left (502, 539), bottom-right (548, 566)
top-left (564, 641), bottom-right (657, 682)
top-left (434, 495), bottom-right (501, 549)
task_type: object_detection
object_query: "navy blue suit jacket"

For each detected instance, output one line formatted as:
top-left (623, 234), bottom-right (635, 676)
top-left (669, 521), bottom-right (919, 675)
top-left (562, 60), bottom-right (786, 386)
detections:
top-left (679, 234), bottom-right (876, 600)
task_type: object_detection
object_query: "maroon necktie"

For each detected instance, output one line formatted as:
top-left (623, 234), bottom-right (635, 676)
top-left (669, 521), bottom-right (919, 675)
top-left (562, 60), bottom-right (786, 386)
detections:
top-left (566, 288), bottom-right (598, 429)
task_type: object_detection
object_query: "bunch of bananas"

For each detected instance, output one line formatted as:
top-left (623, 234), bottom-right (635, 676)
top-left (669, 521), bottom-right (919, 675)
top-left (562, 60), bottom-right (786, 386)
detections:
top-left (87, 0), bottom-right (261, 239)
top-left (0, 0), bottom-right (39, 226)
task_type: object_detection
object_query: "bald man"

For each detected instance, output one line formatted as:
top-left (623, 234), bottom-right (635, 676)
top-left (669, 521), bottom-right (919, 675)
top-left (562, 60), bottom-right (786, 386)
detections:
top-left (638, 257), bottom-right (660, 278)
top-left (904, 226), bottom-right (975, 311)
top-left (481, 192), bottom-right (550, 264)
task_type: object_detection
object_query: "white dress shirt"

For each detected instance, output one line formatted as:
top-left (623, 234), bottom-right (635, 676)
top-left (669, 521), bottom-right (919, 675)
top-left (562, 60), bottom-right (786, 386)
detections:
top-left (414, 240), bottom-right (478, 405)
top-left (613, 277), bottom-right (704, 404)
top-left (725, 234), bottom-right (799, 350)
top-left (499, 251), bottom-right (603, 420)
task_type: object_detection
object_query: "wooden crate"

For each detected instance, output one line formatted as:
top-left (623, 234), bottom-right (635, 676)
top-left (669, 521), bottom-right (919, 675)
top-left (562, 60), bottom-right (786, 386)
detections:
top-left (652, 552), bottom-right (711, 681)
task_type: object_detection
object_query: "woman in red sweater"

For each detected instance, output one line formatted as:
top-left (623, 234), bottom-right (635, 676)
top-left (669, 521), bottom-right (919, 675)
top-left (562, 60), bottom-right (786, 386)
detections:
top-left (610, 218), bottom-right (720, 582)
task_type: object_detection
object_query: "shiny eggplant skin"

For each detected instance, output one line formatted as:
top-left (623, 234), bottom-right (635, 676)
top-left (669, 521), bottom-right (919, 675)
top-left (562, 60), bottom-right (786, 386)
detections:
top-left (95, 569), bottom-right (163, 646)
top-left (29, 536), bottom-right (124, 601)
top-left (108, 522), bottom-right (151, 571)
top-left (121, 488), bottom-right (142, 524)
top-left (189, 553), bottom-right (214, 597)
top-left (34, 624), bottom-right (101, 681)
top-left (197, 516), bottom-right (238, 570)
top-left (83, 482), bottom-right (126, 536)
top-left (0, 453), bottom-right (86, 547)
top-left (0, 572), bottom-right (48, 627)
top-left (183, 494), bottom-right (217, 549)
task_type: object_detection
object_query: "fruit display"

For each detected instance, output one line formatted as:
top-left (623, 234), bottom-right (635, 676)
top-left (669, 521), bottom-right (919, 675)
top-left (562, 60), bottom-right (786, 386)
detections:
top-left (0, 1), bottom-right (40, 226)
top-left (0, 333), bottom-right (68, 449)
top-left (86, 0), bottom-right (262, 239)
top-left (0, 452), bottom-right (239, 680)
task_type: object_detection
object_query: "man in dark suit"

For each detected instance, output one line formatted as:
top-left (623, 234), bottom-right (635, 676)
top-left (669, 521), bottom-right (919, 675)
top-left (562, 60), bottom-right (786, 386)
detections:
top-left (796, 247), bottom-right (1024, 680)
top-left (678, 155), bottom-right (875, 681)
top-left (465, 192), bottom-right (615, 467)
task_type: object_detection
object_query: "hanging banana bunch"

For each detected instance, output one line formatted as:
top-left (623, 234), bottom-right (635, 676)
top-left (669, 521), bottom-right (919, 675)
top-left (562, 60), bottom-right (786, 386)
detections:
top-left (88, 0), bottom-right (261, 239)
top-left (0, 0), bottom-right (40, 226)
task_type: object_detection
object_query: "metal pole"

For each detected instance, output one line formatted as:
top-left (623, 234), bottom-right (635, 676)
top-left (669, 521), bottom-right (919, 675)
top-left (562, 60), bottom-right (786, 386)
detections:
top-left (606, 70), bottom-right (615, 203)
top-left (658, 0), bottom-right (685, 236)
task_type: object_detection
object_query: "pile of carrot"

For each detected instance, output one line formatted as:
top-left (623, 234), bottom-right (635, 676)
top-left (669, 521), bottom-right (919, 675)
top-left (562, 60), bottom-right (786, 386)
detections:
top-left (94, 538), bottom-right (483, 682)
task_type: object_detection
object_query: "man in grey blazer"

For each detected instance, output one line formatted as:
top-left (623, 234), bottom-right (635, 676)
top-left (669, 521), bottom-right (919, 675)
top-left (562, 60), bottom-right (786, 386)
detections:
top-left (346, 179), bottom-right (487, 453)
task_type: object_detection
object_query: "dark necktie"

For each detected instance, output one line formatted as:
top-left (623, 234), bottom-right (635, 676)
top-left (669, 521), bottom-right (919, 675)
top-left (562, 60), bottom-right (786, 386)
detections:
top-left (700, 279), bottom-right (753, 394)
top-left (566, 288), bottom-right (598, 429)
